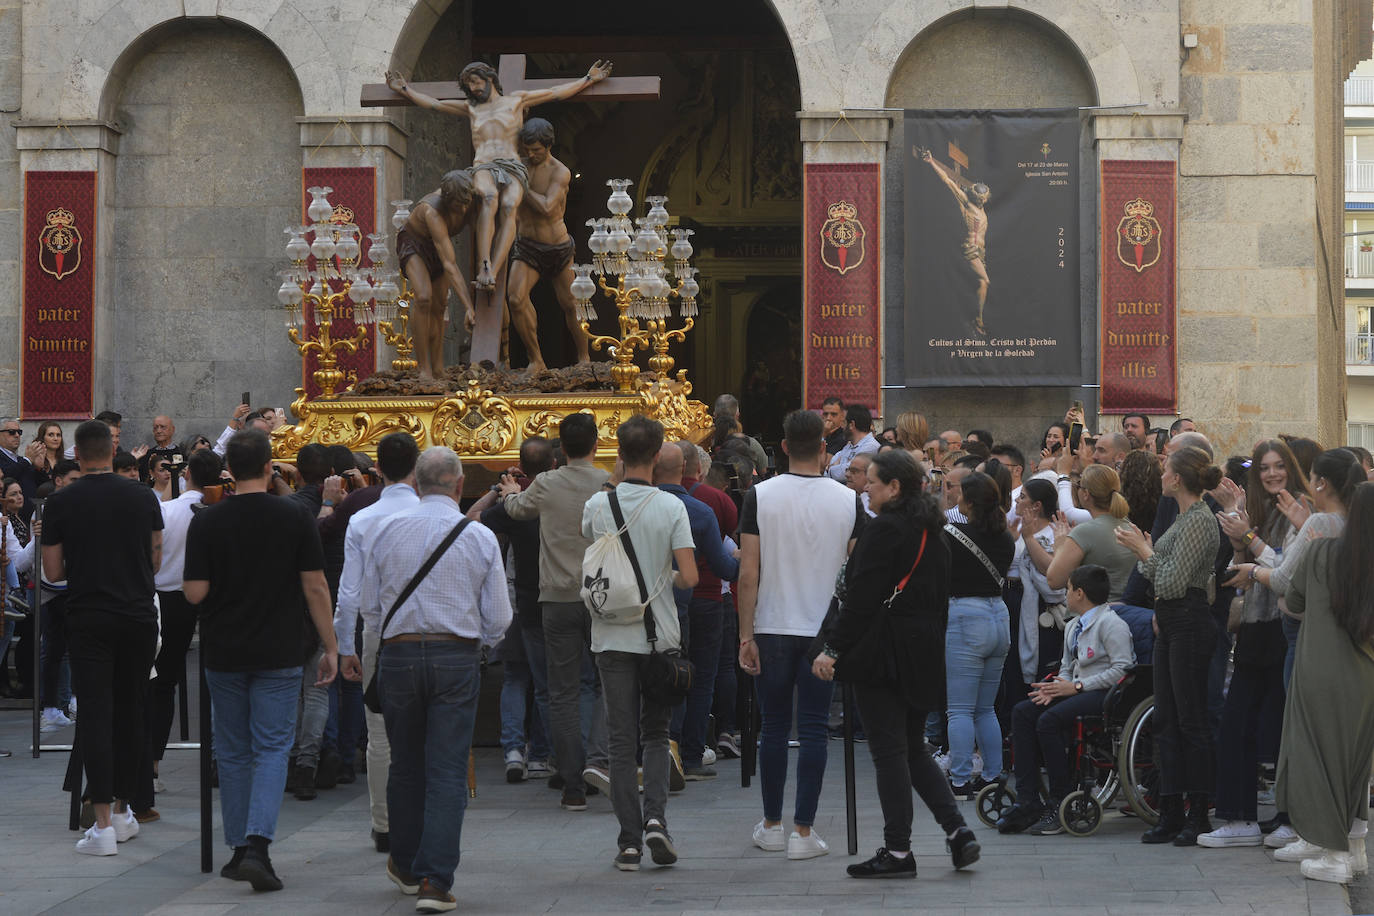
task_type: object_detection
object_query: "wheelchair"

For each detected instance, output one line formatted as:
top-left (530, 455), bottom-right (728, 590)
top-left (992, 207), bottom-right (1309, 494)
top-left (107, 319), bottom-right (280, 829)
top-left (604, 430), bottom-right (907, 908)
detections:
top-left (975, 665), bottom-right (1158, 836)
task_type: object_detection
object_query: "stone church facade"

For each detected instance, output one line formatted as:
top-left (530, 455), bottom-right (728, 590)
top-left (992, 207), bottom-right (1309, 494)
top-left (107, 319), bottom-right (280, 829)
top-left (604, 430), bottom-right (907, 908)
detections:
top-left (0, 0), bottom-right (1366, 453)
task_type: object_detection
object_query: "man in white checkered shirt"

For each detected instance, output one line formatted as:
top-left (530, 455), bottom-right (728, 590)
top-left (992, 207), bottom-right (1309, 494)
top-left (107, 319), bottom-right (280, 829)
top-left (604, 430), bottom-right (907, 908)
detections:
top-left (358, 447), bottom-right (512, 912)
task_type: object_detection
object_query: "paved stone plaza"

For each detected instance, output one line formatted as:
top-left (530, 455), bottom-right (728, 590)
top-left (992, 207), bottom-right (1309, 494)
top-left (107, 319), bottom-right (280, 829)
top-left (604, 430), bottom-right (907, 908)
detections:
top-left (0, 663), bottom-right (1358, 916)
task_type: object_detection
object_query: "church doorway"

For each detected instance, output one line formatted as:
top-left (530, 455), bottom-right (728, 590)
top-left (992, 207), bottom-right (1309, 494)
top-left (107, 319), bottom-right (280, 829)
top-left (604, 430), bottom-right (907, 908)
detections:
top-left (396, 0), bottom-right (803, 445)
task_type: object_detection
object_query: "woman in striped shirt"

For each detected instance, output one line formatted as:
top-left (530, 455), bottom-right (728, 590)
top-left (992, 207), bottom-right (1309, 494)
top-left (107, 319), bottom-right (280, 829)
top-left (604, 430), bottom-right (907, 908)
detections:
top-left (1116, 445), bottom-right (1222, 846)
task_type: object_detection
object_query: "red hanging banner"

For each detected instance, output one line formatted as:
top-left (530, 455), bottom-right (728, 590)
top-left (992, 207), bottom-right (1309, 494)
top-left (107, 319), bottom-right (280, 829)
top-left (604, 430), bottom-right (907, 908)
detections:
top-left (803, 162), bottom-right (881, 411)
top-left (301, 167), bottom-right (377, 399)
top-left (1100, 160), bottom-right (1177, 414)
top-left (22, 171), bottom-right (97, 419)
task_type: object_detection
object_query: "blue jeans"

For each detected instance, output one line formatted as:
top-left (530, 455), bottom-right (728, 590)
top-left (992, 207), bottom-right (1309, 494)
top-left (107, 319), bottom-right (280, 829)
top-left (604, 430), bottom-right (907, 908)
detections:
top-left (205, 666), bottom-right (301, 848)
top-left (500, 624), bottom-right (551, 760)
top-left (945, 596), bottom-right (1011, 783)
top-left (325, 674), bottom-right (365, 762)
top-left (671, 598), bottom-right (724, 767)
top-left (380, 640), bottom-right (481, 893)
top-left (755, 633), bottom-right (832, 827)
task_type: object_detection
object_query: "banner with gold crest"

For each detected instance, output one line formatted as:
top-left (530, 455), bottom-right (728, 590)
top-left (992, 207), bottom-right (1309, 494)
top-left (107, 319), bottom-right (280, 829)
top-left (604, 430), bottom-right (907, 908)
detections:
top-left (23, 171), bottom-right (96, 418)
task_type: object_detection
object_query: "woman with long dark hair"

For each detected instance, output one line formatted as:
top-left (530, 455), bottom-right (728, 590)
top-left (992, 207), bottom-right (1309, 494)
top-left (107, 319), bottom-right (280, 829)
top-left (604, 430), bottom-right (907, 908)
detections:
top-left (1120, 449), bottom-right (1162, 535)
top-left (1116, 446), bottom-right (1222, 846)
top-left (1198, 439), bottom-right (1310, 848)
top-left (943, 471), bottom-right (1015, 798)
top-left (31, 421), bottom-right (63, 485)
top-left (812, 450), bottom-right (979, 878)
top-left (1265, 482), bottom-right (1374, 883)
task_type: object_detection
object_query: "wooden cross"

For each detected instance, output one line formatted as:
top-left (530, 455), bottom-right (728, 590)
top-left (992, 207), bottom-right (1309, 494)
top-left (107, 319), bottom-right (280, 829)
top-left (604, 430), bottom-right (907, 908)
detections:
top-left (360, 54), bottom-right (660, 108)
top-left (360, 54), bottom-right (660, 366)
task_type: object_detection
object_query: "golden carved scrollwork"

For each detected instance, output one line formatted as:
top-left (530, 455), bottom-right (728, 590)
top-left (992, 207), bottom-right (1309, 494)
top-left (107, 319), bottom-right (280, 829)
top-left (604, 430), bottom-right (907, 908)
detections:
top-left (348, 411), bottom-right (428, 451)
top-left (521, 408), bottom-right (596, 441)
top-left (431, 380), bottom-right (517, 454)
top-left (644, 372), bottom-right (712, 442)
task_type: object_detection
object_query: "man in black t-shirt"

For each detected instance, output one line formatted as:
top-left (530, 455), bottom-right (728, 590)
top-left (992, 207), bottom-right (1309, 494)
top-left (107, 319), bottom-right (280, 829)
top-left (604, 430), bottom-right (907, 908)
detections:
top-left (42, 419), bottom-right (164, 857)
top-left (183, 429), bottom-right (337, 892)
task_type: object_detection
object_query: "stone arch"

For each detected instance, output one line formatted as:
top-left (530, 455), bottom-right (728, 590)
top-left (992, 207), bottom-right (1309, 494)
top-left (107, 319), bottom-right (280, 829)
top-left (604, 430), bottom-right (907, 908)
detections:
top-left (873, 2), bottom-right (1139, 110)
top-left (69, 2), bottom-right (333, 121)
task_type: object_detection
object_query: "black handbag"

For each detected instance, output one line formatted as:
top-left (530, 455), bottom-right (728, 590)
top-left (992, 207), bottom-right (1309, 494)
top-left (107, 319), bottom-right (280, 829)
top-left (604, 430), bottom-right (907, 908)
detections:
top-left (608, 491), bottom-right (694, 704)
top-left (363, 518), bottom-right (471, 713)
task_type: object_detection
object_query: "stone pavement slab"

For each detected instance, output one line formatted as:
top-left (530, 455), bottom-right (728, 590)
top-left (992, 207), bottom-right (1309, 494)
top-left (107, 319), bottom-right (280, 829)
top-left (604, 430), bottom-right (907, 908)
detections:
top-left (0, 704), bottom-right (1356, 916)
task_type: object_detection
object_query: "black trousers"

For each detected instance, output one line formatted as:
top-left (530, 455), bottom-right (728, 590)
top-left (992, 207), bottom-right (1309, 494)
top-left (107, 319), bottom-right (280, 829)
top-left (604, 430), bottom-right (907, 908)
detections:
top-left (853, 682), bottom-right (965, 852)
top-left (1153, 592), bottom-right (1217, 798)
top-left (40, 592), bottom-right (69, 708)
top-left (147, 590), bottom-right (197, 762)
top-left (1214, 661), bottom-right (1284, 821)
top-left (67, 610), bottom-right (157, 804)
top-left (1011, 689), bottom-right (1108, 802)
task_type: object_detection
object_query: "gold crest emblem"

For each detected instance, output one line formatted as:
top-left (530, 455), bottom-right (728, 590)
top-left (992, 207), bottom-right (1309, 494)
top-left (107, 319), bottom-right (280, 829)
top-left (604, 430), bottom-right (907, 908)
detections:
top-left (329, 206), bottom-right (356, 226)
top-left (820, 200), bottom-right (865, 275)
top-left (38, 207), bottom-right (82, 280)
top-left (1116, 197), bottom-right (1162, 273)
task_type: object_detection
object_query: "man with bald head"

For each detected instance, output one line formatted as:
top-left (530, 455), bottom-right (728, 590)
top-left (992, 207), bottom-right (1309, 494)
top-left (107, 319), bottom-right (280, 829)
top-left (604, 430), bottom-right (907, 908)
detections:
top-left (656, 441), bottom-right (740, 781)
top-left (1092, 432), bottom-right (1130, 471)
top-left (139, 415), bottom-right (183, 484)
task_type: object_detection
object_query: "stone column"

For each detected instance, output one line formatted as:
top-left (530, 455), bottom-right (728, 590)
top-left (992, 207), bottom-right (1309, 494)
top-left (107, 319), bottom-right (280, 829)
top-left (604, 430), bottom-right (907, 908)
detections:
top-left (15, 120), bottom-right (122, 415)
top-left (298, 116), bottom-right (409, 375)
top-left (796, 111), bottom-right (892, 415)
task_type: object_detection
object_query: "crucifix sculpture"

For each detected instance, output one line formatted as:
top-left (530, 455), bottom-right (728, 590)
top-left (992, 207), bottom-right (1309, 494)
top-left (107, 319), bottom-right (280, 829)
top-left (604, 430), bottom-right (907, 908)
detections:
top-left (360, 55), bottom-right (660, 369)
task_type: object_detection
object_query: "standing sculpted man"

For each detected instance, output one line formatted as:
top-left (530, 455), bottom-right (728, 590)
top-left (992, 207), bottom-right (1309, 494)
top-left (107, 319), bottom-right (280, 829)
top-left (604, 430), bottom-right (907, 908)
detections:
top-left (396, 169), bottom-right (480, 379)
top-left (507, 118), bottom-right (589, 372)
top-left (386, 60), bottom-right (612, 294)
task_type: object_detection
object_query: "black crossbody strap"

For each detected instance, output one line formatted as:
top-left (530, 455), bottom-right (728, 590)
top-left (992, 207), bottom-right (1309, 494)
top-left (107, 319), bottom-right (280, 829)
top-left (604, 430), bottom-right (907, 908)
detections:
top-left (378, 519), bottom-right (471, 640)
top-left (609, 490), bottom-right (658, 645)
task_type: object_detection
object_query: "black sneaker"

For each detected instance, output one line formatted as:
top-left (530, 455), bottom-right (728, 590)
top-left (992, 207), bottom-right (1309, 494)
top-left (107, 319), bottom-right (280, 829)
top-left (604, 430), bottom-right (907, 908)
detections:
top-left (683, 764), bottom-right (717, 781)
top-left (336, 762), bottom-right (356, 785)
top-left (847, 847), bottom-right (917, 879)
top-left (614, 846), bottom-right (642, 871)
top-left (220, 846), bottom-right (247, 881)
top-left (644, 818), bottom-right (678, 866)
top-left (237, 845), bottom-right (283, 892)
top-left (949, 780), bottom-right (976, 801)
top-left (947, 826), bottom-right (981, 868)
top-left (415, 878), bottom-right (457, 913)
top-left (315, 749), bottom-right (341, 789)
top-left (1028, 809), bottom-right (1065, 836)
top-left (548, 773), bottom-right (566, 791)
top-left (996, 800), bottom-right (1045, 835)
top-left (292, 765), bottom-right (317, 800)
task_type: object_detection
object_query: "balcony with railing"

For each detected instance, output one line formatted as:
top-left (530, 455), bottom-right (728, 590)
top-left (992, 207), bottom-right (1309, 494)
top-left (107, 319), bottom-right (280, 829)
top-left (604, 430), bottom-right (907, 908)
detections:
top-left (1348, 76), bottom-right (1374, 106)
top-left (1348, 160), bottom-right (1374, 193)
top-left (1349, 247), bottom-right (1374, 279)
top-left (1349, 332), bottom-right (1374, 365)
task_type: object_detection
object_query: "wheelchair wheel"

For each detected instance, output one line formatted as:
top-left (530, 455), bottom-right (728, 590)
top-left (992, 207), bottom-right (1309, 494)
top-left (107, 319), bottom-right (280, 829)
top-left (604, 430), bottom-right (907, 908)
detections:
top-left (975, 780), bottom-right (1016, 828)
top-left (1060, 790), bottom-right (1103, 837)
top-left (1117, 696), bottom-right (1160, 826)
top-left (1092, 769), bottom-right (1121, 811)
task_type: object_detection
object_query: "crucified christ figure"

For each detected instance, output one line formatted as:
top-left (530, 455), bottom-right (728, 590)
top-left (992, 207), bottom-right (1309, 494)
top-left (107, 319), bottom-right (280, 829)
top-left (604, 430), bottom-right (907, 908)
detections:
top-left (386, 60), bottom-right (612, 293)
top-left (917, 146), bottom-right (991, 335)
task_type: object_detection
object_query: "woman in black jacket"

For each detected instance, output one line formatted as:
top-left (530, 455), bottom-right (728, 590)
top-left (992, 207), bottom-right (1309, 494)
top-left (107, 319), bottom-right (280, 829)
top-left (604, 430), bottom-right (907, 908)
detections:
top-left (813, 450), bottom-right (980, 879)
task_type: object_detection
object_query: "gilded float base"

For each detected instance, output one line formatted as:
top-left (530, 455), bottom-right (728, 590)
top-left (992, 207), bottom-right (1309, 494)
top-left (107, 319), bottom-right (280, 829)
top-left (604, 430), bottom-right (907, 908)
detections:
top-left (269, 373), bottom-right (712, 490)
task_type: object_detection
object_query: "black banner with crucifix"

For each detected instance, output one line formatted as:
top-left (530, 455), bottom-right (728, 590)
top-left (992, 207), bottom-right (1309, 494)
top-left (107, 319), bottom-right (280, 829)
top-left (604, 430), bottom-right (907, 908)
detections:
top-left (903, 109), bottom-right (1081, 386)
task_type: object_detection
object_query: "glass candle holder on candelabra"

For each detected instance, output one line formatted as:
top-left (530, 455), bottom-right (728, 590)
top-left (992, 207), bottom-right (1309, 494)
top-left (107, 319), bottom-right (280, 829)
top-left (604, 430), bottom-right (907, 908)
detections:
top-left (569, 181), bottom-right (700, 392)
top-left (278, 190), bottom-right (411, 396)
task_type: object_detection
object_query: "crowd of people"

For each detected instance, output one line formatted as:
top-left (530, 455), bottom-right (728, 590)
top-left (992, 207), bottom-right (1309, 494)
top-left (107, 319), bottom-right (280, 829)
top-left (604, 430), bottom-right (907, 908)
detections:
top-left (3, 393), bottom-right (1374, 909)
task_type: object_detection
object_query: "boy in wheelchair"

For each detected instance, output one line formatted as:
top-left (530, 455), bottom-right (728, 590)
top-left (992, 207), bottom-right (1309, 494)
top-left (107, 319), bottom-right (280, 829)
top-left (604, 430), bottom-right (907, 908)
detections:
top-left (998, 565), bottom-right (1137, 836)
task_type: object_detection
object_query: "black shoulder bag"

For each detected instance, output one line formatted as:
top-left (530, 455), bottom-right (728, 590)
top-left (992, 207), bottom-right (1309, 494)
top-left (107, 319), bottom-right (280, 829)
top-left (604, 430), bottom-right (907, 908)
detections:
top-left (363, 518), bottom-right (471, 713)
top-left (609, 490), bottom-right (694, 704)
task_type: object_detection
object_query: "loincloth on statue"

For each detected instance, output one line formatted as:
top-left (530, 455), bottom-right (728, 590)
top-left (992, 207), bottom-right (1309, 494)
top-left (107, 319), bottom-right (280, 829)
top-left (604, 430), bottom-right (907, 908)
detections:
top-left (472, 158), bottom-right (530, 193)
top-left (397, 228), bottom-right (443, 280)
top-left (511, 236), bottom-right (575, 278)
top-left (962, 242), bottom-right (986, 262)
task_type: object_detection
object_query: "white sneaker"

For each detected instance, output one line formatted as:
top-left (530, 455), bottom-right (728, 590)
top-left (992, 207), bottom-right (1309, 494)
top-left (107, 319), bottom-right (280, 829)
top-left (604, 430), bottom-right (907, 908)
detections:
top-left (1265, 824), bottom-right (1300, 848)
top-left (970, 751), bottom-right (984, 779)
top-left (933, 752), bottom-right (951, 774)
top-left (525, 760), bottom-right (551, 779)
top-left (752, 820), bottom-right (785, 852)
top-left (787, 829), bottom-right (829, 860)
top-left (75, 824), bottom-right (117, 856)
top-left (1197, 820), bottom-right (1262, 848)
top-left (1274, 838), bottom-right (1325, 862)
top-left (40, 707), bottom-right (74, 733)
top-left (111, 808), bottom-right (139, 843)
top-left (153, 778), bottom-right (167, 794)
top-left (1301, 851), bottom-right (1353, 883)
top-left (702, 748), bottom-right (717, 767)
top-left (583, 765), bottom-right (612, 797)
top-left (504, 749), bottom-right (526, 783)
top-left (1256, 787), bottom-right (1275, 806)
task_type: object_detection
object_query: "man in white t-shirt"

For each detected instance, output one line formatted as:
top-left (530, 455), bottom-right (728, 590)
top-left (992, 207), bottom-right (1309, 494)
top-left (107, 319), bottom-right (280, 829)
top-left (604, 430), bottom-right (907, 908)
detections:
top-left (583, 415), bottom-right (697, 873)
top-left (738, 409), bottom-right (863, 861)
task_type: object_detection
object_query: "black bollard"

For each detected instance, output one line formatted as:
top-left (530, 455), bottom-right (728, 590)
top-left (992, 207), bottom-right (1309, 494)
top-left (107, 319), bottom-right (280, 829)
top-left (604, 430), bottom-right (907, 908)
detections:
top-left (842, 682), bottom-right (858, 855)
top-left (199, 661), bottom-right (212, 874)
